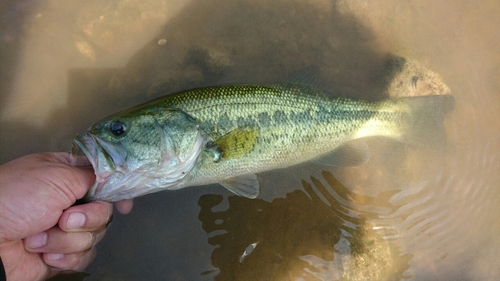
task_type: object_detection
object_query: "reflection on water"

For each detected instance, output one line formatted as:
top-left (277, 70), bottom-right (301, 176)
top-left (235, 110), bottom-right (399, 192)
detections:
top-left (199, 171), bottom-right (411, 281)
top-left (1, 0), bottom-right (500, 280)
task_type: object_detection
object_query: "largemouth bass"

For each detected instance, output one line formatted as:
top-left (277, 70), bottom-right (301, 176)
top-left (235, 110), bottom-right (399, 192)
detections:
top-left (73, 83), bottom-right (453, 202)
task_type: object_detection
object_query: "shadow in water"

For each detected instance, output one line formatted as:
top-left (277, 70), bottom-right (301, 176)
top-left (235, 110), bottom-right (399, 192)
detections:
top-left (64, 0), bottom-right (407, 150)
top-left (0, 0), bottom-right (45, 163)
top-left (0, 0), bottom-right (35, 110)
top-left (2, 0), bottom-right (500, 280)
top-left (1, 0), bottom-right (404, 163)
top-left (3, 0), bottom-right (412, 280)
top-left (198, 171), bottom-right (411, 281)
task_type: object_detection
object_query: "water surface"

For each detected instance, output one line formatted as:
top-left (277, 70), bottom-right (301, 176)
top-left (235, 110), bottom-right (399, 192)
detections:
top-left (1, 0), bottom-right (499, 280)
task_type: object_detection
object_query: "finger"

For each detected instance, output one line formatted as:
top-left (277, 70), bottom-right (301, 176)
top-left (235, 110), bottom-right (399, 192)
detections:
top-left (59, 201), bottom-right (113, 232)
top-left (25, 227), bottom-right (98, 254)
top-left (115, 199), bottom-right (134, 214)
top-left (44, 248), bottom-right (96, 271)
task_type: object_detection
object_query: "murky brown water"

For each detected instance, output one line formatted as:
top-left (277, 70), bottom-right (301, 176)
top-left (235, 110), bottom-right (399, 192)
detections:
top-left (1, 0), bottom-right (499, 280)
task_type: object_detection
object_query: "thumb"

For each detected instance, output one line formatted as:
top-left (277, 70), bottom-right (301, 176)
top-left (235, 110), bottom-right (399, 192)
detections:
top-left (41, 152), bottom-right (96, 200)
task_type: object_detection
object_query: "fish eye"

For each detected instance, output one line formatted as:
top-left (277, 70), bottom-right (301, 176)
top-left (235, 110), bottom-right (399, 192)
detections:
top-left (109, 120), bottom-right (127, 137)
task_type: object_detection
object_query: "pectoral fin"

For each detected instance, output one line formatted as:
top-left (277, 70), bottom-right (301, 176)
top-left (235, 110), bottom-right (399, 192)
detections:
top-left (220, 174), bottom-right (260, 198)
top-left (313, 140), bottom-right (369, 167)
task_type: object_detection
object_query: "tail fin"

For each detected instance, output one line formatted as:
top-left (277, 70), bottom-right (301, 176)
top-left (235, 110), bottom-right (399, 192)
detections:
top-left (400, 94), bottom-right (455, 150)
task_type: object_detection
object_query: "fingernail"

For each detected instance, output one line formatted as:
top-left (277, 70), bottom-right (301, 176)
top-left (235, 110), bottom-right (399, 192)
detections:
top-left (25, 232), bottom-right (47, 249)
top-left (67, 212), bottom-right (86, 229)
top-left (46, 253), bottom-right (64, 261)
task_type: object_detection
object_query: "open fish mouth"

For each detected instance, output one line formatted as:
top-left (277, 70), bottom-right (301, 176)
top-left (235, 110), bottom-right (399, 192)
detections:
top-left (73, 132), bottom-right (125, 200)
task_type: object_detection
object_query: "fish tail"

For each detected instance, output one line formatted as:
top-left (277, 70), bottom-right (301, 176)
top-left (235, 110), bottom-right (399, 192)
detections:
top-left (399, 94), bottom-right (455, 150)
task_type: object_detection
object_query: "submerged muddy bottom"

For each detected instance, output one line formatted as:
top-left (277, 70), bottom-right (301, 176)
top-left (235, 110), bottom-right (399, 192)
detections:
top-left (1, 0), bottom-right (500, 280)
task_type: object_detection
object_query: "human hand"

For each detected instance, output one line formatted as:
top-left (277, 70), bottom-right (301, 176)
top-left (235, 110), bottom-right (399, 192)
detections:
top-left (0, 153), bottom-right (133, 281)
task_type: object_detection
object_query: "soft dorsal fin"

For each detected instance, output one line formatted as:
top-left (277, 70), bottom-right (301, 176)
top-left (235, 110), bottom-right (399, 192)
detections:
top-left (220, 174), bottom-right (260, 198)
top-left (215, 128), bottom-right (260, 160)
top-left (313, 140), bottom-right (370, 167)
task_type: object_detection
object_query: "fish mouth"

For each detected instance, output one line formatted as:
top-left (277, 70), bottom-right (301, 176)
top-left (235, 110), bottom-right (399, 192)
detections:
top-left (73, 133), bottom-right (126, 200)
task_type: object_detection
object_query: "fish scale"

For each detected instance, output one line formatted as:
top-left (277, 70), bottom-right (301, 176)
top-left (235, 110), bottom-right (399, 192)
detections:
top-left (155, 85), bottom-right (399, 186)
top-left (75, 83), bottom-right (453, 201)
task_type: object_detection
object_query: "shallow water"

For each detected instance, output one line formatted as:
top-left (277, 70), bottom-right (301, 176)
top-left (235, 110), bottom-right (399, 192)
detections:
top-left (1, 0), bottom-right (500, 280)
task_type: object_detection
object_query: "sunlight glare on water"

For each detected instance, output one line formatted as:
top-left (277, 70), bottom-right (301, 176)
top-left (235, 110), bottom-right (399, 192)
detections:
top-left (1, 0), bottom-right (499, 280)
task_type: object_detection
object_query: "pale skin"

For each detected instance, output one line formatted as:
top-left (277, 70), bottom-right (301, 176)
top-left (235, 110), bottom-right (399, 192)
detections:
top-left (0, 153), bottom-right (133, 281)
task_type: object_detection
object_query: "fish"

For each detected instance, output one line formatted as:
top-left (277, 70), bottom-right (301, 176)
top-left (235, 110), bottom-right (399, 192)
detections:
top-left (73, 83), bottom-right (454, 202)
